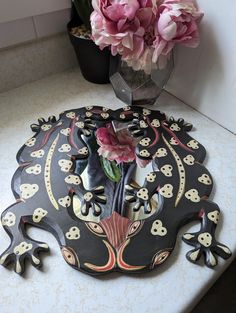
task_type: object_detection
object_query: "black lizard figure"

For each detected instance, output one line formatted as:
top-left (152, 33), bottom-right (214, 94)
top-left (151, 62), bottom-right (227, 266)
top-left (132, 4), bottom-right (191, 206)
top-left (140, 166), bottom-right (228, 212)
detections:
top-left (0, 106), bottom-right (231, 275)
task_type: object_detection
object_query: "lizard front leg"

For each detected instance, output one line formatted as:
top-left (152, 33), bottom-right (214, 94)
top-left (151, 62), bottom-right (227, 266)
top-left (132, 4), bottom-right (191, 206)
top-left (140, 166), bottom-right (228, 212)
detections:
top-left (125, 171), bottom-right (161, 215)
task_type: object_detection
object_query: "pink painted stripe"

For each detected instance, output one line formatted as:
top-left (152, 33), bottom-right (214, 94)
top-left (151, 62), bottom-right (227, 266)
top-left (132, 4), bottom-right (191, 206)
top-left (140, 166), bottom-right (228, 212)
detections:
top-left (161, 121), bottom-right (193, 153)
top-left (68, 118), bottom-right (79, 151)
top-left (35, 124), bottom-right (60, 151)
top-left (100, 212), bottom-right (131, 250)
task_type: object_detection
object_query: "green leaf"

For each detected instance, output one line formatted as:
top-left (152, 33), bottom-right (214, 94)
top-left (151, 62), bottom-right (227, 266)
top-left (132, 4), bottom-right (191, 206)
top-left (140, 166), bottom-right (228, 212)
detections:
top-left (73, 0), bottom-right (93, 29)
top-left (100, 157), bottom-right (121, 183)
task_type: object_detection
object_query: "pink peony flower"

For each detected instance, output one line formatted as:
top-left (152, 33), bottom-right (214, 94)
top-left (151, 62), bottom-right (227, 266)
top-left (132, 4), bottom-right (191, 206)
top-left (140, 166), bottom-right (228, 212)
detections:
top-left (96, 124), bottom-right (136, 164)
top-left (90, 0), bottom-right (203, 73)
top-left (152, 0), bottom-right (204, 64)
top-left (91, 0), bottom-right (157, 73)
top-left (91, 0), bottom-right (141, 50)
top-left (96, 123), bottom-right (150, 167)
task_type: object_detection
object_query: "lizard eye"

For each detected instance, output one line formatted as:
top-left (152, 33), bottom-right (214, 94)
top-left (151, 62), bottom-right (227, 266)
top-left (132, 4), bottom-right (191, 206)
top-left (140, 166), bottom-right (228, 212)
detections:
top-left (61, 246), bottom-right (79, 267)
top-left (128, 221), bottom-right (142, 237)
top-left (86, 222), bottom-right (106, 236)
top-left (151, 249), bottom-right (171, 268)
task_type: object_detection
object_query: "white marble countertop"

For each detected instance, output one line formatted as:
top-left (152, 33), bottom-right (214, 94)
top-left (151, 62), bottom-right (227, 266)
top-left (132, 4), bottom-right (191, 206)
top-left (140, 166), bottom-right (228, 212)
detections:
top-left (0, 69), bottom-right (235, 313)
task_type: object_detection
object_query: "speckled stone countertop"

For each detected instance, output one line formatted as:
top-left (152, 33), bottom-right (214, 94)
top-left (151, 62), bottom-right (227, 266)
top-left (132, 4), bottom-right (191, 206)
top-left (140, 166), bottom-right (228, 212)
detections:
top-left (0, 69), bottom-right (235, 313)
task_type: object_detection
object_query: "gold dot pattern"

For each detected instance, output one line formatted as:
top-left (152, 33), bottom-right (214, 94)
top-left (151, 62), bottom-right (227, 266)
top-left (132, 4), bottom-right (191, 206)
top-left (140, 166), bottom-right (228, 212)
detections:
top-left (162, 134), bottom-right (186, 207)
top-left (44, 134), bottom-right (60, 210)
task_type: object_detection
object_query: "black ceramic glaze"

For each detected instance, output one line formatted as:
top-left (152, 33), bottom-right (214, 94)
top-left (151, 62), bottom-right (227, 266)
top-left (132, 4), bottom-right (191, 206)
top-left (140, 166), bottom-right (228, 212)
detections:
top-left (0, 106), bottom-right (231, 275)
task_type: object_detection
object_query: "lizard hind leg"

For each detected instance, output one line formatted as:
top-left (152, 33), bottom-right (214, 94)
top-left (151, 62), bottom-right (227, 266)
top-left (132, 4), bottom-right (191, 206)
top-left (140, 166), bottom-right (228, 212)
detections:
top-left (0, 201), bottom-right (49, 275)
top-left (182, 200), bottom-right (231, 268)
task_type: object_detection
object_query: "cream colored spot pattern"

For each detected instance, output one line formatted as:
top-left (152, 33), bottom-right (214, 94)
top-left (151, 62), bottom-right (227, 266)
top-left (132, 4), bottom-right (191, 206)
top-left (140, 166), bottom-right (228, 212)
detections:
top-left (120, 113), bottom-right (125, 119)
top-left (188, 249), bottom-right (200, 261)
top-left (139, 149), bottom-right (150, 157)
top-left (2, 212), bottom-right (16, 227)
top-left (86, 111), bottom-right (92, 117)
top-left (125, 195), bottom-right (135, 201)
top-left (25, 137), bottom-right (36, 147)
top-left (207, 210), bottom-right (220, 224)
top-left (137, 188), bottom-right (149, 200)
top-left (58, 196), bottom-right (71, 208)
top-left (143, 109), bottom-right (151, 116)
top-left (65, 175), bottom-right (81, 185)
top-left (151, 119), bottom-right (160, 128)
top-left (14, 242), bottom-right (33, 255)
top-left (146, 173), bottom-right (156, 182)
top-left (84, 192), bottom-right (93, 201)
top-left (45, 134), bottom-right (59, 210)
top-left (41, 124), bottom-right (52, 131)
top-left (0, 254), bottom-right (9, 265)
top-left (58, 159), bottom-right (73, 172)
top-left (185, 189), bottom-right (200, 202)
top-left (162, 134), bottom-right (185, 206)
top-left (75, 121), bottom-right (85, 128)
top-left (20, 184), bottom-right (39, 199)
top-left (140, 137), bottom-right (151, 147)
top-left (151, 220), bottom-right (167, 236)
top-left (160, 164), bottom-right (173, 177)
top-left (198, 174), bottom-right (212, 185)
top-left (183, 233), bottom-right (194, 240)
top-left (78, 147), bottom-right (88, 155)
top-left (140, 120), bottom-right (148, 128)
top-left (60, 128), bottom-right (71, 136)
top-left (183, 155), bottom-right (195, 165)
top-left (208, 251), bottom-right (217, 266)
top-left (101, 112), bottom-right (109, 119)
top-left (170, 137), bottom-right (178, 145)
top-left (198, 232), bottom-right (212, 247)
top-left (66, 111), bottom-right (76, 119)
top-left (66, 226), bottom-right (80, 240)
top-left (86, 106), bottom-right (93, 110)
top-left (33, 208), bottom-right (48, 223)
top-left (125, 184), bottom-right (134, 191)
top-left (58, 144), bottom-right (71, 153)
top-left (15, 261), bottom-right (22, 273)
top-left (102, 107), bottom-right (109, 112)
top-left (155, 148), bottom-right (167, 158)
top-left (32, 256), bottom-right (40, 265)
top-left (187, 139), bottom-right (199, 149)
top-left (159, 184), bottom-right (173, 198)
top-left (30, 149), bottom-right (44, 158)
top-left (123, 106), bottom-right (131, 111)
top-left (97, 195), bottom-right (106, 201)
top-left (26, 164), bottom-right (41, 175)
top-left (217, 244), bottom-right (231, 255)
top-left (170, 123), bottom-right (180, 131)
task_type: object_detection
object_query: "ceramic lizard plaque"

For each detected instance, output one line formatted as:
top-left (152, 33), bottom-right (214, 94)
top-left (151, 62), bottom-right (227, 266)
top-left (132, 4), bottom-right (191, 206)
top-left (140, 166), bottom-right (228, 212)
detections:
top-left (0, 106), bottom-right (231, 275)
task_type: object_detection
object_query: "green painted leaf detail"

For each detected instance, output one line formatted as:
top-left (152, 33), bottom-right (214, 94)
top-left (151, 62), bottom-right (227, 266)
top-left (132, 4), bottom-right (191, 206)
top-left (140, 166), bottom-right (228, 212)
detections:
top-left (100, 157), bottom-right (121, 183)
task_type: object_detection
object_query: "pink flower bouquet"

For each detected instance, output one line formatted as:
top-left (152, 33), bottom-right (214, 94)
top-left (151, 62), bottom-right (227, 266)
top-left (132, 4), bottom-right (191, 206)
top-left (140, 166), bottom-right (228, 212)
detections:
top-left (90, 0), bottom-right (203, 73)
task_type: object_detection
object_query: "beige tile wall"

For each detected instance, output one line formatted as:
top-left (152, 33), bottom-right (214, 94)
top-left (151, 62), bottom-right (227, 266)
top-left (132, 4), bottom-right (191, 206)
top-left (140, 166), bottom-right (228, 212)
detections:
top-left (0, 9), bottom-right (70, 49)
top-left (0, 33), bottom-right (77, 93)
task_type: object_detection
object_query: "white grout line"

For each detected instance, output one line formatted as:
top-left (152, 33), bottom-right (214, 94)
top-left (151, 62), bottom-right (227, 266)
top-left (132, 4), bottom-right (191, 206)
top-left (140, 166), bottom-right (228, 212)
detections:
top-left (32, 16), bottom-right (39, 38)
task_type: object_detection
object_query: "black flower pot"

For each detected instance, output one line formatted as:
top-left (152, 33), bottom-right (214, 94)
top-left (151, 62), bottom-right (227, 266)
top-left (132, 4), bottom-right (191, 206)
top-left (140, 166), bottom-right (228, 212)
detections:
top-left (67, 5), bottom-right (110, 84)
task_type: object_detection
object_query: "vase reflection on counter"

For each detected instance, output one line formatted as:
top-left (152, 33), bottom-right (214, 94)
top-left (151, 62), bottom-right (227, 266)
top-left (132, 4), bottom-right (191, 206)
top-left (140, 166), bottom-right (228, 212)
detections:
top-left (109, 53), bottom-right (174, 106)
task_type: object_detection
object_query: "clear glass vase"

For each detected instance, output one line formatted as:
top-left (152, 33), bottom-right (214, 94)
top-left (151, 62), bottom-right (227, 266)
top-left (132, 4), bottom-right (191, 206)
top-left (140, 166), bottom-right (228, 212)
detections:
top-left (109, 53), bottom-right (174, 106)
